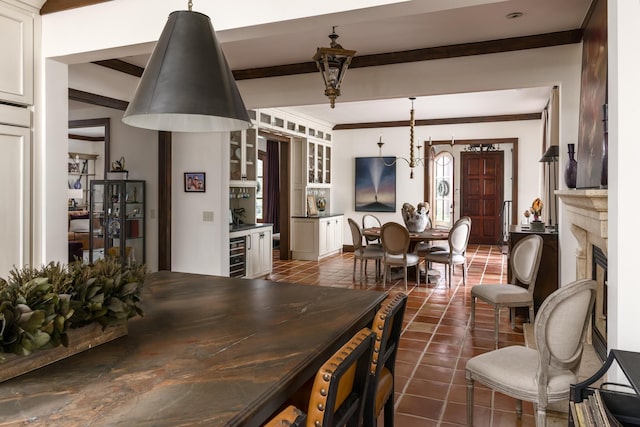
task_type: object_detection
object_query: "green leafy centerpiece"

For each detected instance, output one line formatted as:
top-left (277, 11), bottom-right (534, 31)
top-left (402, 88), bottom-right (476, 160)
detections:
top-left (0, 258), bottom-right (146, 380)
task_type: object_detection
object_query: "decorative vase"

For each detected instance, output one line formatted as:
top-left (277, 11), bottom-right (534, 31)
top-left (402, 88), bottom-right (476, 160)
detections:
top-left (401, 202), bottom-right (429, 232)
top-left (564, 143), bottom-right (578, 189)
top-left (316, 195), bottom-right (326, 212)
top-left (601, 104), bottom-right (608, 188)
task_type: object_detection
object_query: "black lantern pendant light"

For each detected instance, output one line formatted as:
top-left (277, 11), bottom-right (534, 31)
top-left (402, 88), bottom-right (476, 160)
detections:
top-left (122, 1), bottom-right (251, 132)
top-left (313, 27), bottom-right (356, 108)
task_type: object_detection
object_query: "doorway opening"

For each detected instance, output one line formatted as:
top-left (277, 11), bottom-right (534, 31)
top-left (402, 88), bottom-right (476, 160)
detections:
top-left (258, 131), bottom-right (291, 260)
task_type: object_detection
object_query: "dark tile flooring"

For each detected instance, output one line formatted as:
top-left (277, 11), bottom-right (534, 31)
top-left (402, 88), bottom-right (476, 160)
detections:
top-left (268, 244), bottom-right (556, 426)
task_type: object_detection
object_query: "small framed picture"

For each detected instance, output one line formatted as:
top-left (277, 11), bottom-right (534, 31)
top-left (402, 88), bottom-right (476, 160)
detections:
top-left (184, 172), bottom-right (206, 192)
top-left (307, 195), bottom-right (318, 216)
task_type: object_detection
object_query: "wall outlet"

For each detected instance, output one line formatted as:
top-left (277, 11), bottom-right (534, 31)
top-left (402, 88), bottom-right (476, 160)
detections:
top-left (203, 211), bottom-right (214, 222)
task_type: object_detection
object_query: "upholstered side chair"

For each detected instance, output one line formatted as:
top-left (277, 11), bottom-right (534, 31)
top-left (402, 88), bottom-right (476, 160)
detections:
top-left (348, 218), bottom-right (384, 283)
top-left (423, 216), bottom-right (471, 288)
top-left (264, 328), bottom-right (376, 427)
top-left (465, 279), bottom-right (597, 427)
top-left (380, 222), bottom-right (421, 291)
top-left (469, 233), bottom-right (544, 348)
top-left (365, 293), bottom-right (408, 427)
top-left (362, 213), bottom-right (383, 248)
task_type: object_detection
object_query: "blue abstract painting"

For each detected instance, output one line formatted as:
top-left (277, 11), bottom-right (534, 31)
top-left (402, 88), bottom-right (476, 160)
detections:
top-left (355, 157), bottom-right (396, 212)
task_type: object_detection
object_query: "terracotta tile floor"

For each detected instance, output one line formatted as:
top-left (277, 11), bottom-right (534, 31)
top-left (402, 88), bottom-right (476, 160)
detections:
top-left (269, 244), bottom-right (571, 426)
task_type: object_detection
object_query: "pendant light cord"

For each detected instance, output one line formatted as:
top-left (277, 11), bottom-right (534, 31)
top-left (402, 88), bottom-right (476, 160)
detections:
top-left (188, 1), bottom-right (193, 11)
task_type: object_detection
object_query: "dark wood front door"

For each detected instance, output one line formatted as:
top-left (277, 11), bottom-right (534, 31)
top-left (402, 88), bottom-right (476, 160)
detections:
top-left (461, 151), bottom-right (504, 244)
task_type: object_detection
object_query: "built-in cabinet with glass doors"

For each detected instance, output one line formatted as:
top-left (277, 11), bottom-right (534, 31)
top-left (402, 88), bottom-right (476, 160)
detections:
top-left (89, 180), bottom-right (145, 266)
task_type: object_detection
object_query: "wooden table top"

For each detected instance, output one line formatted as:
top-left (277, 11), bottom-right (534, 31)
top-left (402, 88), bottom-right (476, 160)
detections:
top-left (364, 227), bottom-right (449, 242)
top-left (0, 272), bottom-right (386, 426)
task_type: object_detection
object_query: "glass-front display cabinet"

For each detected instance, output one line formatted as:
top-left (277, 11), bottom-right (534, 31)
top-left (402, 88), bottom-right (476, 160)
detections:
top-left (89, 180), bottom-right (145, 265)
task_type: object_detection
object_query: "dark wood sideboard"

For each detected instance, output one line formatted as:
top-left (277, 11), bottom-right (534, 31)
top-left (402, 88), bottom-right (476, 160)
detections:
top-left (508, 224), bottom-right (559, 320)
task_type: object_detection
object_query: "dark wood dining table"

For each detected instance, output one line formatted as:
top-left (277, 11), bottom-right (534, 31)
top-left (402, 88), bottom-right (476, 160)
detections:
top-left (0, 271), bottom-right (386, 426)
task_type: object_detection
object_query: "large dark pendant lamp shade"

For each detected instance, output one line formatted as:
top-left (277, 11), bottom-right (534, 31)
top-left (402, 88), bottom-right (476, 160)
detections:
top-left (122, 9), bottom-right (251, 132)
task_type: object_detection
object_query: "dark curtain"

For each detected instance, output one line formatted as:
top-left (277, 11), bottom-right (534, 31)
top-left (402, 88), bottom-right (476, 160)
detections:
top-left (266, 140), bottom-right (280, 233)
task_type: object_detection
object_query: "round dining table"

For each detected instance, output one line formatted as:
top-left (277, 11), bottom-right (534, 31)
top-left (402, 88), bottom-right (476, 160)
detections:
top-left (363, 226), bottom-right (449, 252)
top-left (363, 226), bottom-right (450, 284)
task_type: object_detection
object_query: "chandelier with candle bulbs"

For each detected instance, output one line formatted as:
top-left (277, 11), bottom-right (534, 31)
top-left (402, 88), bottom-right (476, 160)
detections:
top-left (377, 97), bottom-right (427, 179)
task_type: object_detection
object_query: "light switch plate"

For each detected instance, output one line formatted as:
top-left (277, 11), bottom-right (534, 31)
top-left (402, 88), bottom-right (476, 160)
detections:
top-left (203, 211), bottom-right (214, 222)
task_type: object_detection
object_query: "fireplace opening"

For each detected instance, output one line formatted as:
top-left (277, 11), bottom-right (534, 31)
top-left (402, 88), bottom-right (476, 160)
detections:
top-left (592, 245), bottom-right (607, 361)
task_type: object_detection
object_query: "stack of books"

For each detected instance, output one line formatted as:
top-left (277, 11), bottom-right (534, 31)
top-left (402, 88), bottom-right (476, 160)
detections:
top-left (571, 389), bottom-right (623, 427)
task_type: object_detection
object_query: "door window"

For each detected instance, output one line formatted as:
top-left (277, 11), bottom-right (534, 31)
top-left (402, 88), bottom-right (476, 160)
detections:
top-left (434, 151), bottom-right (454, 228)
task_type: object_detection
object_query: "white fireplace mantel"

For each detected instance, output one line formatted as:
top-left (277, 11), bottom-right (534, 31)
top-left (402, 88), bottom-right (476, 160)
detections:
top-left (556, 188), bottom-right (608, 278)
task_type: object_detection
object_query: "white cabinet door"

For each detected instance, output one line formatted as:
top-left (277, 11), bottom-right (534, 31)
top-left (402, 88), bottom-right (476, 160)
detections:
top-left (332, 216), bottom-right (343, 253)
top-left (0, 122), bottom-right (31, 275)
top-left (230, 129), bottom-right (257, 185)
top-left (0, 1), bottom-right (34, 105)
top-left (258, 227), bottom-right (272, 277)
top-left (246, 226), bottom-right (272, 278)
top-left (319, 217), bottom-right (330, 256)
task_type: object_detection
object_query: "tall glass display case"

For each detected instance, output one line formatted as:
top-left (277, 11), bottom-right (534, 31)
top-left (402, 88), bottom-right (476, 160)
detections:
top-left (89, 180), bottom-right (145, 265)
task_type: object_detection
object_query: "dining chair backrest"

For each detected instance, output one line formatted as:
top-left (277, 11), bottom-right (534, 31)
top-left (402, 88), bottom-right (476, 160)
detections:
top-left (348, 218), bottom-right (365, 251)
top-left (370, 293), bottom-right (407, 378)
top-left (362, 214), bottom-right (382, 244)
top-left (380, 222), bottom-right (410, 256)
top-left (448, 216), bottom-right (471, 255)
top-left (365, 293), bottom-right (408, 426)
top-left (534, 279), bottom-right (596, 374)
top-left (510, 234), bottom-right (544, 294)
top-left (306, 328), bottom-right (376, 427)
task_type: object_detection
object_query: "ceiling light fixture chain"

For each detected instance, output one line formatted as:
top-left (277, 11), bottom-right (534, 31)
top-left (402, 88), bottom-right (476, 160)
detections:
top-left (377, 97), bottom-right (428, 179)
top-left (313, 26), bottom-right (356, 108)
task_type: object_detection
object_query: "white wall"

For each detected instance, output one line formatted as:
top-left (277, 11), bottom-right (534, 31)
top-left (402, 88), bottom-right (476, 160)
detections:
top-left (171, 132), bottom-right (230, 275)
top-left (608, 0), bottom-right (640, 352)
top-left (332, 119), bottom-right (543, 241)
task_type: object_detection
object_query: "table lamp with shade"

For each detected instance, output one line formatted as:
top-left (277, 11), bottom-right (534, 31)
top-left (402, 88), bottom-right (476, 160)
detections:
top-left (539, 145), bottom-right (559, 230)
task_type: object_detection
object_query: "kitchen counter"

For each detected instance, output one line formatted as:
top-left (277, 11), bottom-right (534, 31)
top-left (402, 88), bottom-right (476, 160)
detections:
top-left (229, 223), bottom-right (272, 233)
top-left (291, 213), bottom-right (343, 219)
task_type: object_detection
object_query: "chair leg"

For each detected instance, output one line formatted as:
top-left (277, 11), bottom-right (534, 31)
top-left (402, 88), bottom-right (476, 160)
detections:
top-left (382, 260), bottom-right (387, 285)
top-left (470, 296), bottom-right (476, 331)
top-left (535, 405), bottom-right (547, 427)
top-left (494, 306), bottom-right (500, 349)
top-left (528, 304), bottom-right (535, 326)
top-left (462, 261), bottom-right (467, 286)
top-left (383, 384), bottom-right (394, 427)
top-left (466, 376), bottom-right (474, 426)
top-left (360, 259), bottom-right (365, 283)
top-left (352, 259), bottom-right (356, 282)
top-left (516, 399), bottom-right (523, 418)
top-left (448, 264), bottom-right (453, 288)
top-left (403, 266), bottom-right (407, 292)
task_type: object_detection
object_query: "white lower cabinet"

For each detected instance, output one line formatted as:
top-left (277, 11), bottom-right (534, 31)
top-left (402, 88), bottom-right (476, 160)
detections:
top-left (292, 215), bottom-right (343, 261)
top-left (229, 225), bottom-right (272, 279)
top-left (246, 226), bottom-right (272, 279)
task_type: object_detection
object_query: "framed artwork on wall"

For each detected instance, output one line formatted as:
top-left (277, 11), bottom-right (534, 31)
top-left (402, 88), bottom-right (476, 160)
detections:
top-left (355, 157), bottom-right (396, 212)
top-left (576, 0), bottom-right (607, 188)
top-left (184, 172), bottom-right (206, 192)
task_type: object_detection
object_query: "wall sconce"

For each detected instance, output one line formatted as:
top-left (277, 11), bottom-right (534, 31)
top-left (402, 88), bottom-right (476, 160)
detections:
top-left (313, 27), bottom-right (356, 108)
top-left (122, 1), bottom-right (251, 132)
